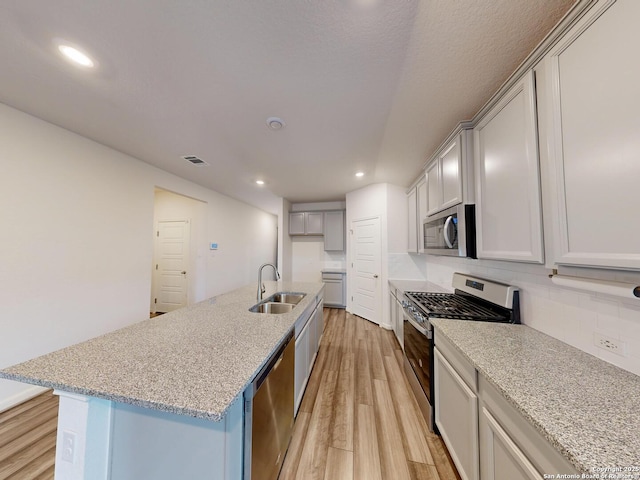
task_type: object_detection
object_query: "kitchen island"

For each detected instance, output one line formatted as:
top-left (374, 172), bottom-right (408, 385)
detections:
top-left (0, 281), bottom-right (324, 480)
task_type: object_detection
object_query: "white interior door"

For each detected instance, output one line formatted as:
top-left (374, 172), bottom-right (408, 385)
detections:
top-left (351, 217), bottom-right (381, 324)
top-left (154, 220), bottom-right (190, 313)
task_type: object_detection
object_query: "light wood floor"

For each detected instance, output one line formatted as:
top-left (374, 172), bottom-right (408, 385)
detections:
top-left (0, 390), bottom-right (58, 480)
top-left (280, 308), bottom-right (461, 480)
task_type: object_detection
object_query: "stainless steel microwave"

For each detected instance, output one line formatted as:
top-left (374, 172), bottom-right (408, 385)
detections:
top-left (423, 204), bottom-right (476, 258)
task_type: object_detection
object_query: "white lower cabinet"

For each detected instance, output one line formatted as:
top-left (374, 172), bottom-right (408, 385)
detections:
top-left (480, 407), bottom-right (542, 480)
top-left (294, 320), bottom-right (310, 414)
top-left (434, 347), bottom-right (479, 480)
top-left (322, 271), bottom-right (346, 308)
top-left (389, 286), bottom-right (404, 348)
top-left (434, 329), bottom-right (578, 480)
top-left (294, 296), bottom-right (324, 415)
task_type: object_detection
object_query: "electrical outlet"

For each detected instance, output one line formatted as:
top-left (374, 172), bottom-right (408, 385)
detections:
top-left (61, 431), bottom-right (76, 463)
top-left (593, 333), bottom-right (627, 357)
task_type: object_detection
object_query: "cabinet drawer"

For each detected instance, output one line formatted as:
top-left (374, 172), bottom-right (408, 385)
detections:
top-left (435, 329), bottom-right (477, 391)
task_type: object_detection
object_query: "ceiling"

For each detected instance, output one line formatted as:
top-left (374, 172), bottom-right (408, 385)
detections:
top-left (0, 0), bottom-right (575, 214)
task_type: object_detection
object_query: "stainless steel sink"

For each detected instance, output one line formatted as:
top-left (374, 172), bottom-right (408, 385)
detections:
top-left (249, 302), bottom-right (295, 314)
top-left (269, 293), bottom-right (306, 305)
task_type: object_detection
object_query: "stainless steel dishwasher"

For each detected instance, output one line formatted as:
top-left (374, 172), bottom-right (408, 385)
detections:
top-left (244, 330), bottom-right (295, 480)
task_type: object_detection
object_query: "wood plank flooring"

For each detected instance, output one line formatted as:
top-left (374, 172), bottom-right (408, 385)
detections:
top-left (0, 390), bottom-right (58, 480)
top-left (280, 308), bottom-right (461, 480)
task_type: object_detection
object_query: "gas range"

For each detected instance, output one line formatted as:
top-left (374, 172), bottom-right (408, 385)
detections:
top-left (403, 273), bottom-right (520, 332)
top-left (401, 272), bottom-right (520, 432)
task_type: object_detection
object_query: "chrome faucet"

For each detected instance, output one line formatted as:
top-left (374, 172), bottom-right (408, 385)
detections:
top-left (257, 263), bottom-right (281, 302)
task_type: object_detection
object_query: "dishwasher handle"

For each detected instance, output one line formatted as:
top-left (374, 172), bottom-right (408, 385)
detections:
top-left (250, 330), bottom-right (294, 394)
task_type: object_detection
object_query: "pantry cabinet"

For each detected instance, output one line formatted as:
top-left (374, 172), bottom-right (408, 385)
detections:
top-left (473, 71), bottom-right (544, 264)
top-left (539, 0), bottom-right (640, 270)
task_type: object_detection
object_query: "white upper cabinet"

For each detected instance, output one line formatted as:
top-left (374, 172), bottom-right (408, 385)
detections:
top-left (323, 211), bottom-right (344, 251)
top-left (473, 71), bottom-right (544, 263)
top-left (407, 187), bottom-right (418, 253)
top-left (540, 0), bottom-right (640, 270)
top-left (407, 177), bottom-right (428, 254)
top-left (417, 178), bottom-right (428, 253)
top-left (426, 130), bottom-right (470, 217)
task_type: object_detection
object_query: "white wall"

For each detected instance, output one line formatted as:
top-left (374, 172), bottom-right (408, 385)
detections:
top-left (291, 237), bottom-right (346, 282)
top-left (0, 102), bottom-right (277, 410)
top-left (423, 255), bottom-right (640, 376)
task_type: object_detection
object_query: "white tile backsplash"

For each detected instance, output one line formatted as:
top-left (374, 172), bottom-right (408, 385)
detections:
top-left (388, 253), bottom-right (428, 280)
top-left (420, 255), bottom-right (640, 376)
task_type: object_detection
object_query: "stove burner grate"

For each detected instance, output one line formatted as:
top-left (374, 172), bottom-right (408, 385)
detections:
top-left (405, 292), bottom-right (509, 322)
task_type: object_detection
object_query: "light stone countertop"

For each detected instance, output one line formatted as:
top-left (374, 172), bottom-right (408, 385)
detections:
top-left (321, 268), bottom-right (346, 274)
top-left (0, 281), bottom-right (324, 422)
top-left (431, 319), bottom-right (640, 474)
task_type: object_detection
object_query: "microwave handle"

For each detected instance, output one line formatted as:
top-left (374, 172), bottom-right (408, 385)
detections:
top-left (443, 215), bottom-right (454, 248)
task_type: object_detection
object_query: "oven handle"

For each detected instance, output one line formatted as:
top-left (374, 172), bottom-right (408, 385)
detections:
top-left (405, 314), bottom-right (432, 339)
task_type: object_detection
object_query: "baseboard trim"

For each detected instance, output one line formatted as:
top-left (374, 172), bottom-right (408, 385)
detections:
top-left (0, 385), bottom-right (49, 413)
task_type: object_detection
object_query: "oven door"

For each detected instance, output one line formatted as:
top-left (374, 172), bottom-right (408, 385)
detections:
top-left (402, 310), bottom-right (434, 430)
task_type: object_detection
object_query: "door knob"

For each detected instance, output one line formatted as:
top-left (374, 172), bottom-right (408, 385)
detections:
top-left (181, 271), bottom-right (187, 275)
top-left (373, 274), bottom-right (379, 278)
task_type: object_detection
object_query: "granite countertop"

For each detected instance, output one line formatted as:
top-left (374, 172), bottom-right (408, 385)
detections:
top-left (388, 278), bottom-right (449, 294)
top-left (0, 281), bottom-right (324, 422)
top-left (431, 319), bottom-right (640, 474)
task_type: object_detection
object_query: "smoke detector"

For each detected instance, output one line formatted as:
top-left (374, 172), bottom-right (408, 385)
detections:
top-left (266, 117), bottom-right (285, 130)
top-left (182, 155), bottom-right (209, 166)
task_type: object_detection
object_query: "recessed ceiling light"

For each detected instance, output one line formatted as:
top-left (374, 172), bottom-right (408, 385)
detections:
top-left (58, 44), bottom-right (95, 68)
top-left (256, 180), bottom-right (265, 185)
top-left (266, 117), bottom-right (285, 130)
top-left (355, 172), bottom-right (365, 177)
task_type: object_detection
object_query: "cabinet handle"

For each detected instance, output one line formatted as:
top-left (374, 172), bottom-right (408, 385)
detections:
top-left (373, 274), bottom-right (379, 278)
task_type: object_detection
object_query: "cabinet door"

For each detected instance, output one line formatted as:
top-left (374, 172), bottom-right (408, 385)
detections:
top-left (544, 0), bottom-right (640, 270)
top-left (294, 322), bottom-right (310, 414)
top-left (480, 407), bottom-right (542, 480)
top-left (395, 298), bottom-right (403, 349)
top-left (417, 179), bottom-right (428, 253)
top-left (289, 212), bottom-right (305, 235)
top-left (323, 211), bottom-right (344, 251)
top-left (426, 160), bottom-right (441, 216)
top-left (440, 135), bottom-right (463, 210)
top-left (407, 188), bottom-right (418, 253)
top-left (323, 279), bottom-right (343, 307)
top-left (306, 212), bottom-right (324, 235)
top-left (389, 291), bottom-right (397, 337)
top-left (434, 348), bottom-right (479, 480)
top-left (474, 71), bottom-right (544, 263)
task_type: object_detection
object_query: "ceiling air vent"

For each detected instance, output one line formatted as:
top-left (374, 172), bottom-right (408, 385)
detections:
top-left (182, 155), bottom-right (209, 166)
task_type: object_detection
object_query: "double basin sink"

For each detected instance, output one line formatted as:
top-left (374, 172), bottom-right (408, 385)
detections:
top-left (249, 292), bottom-right (306, 314)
